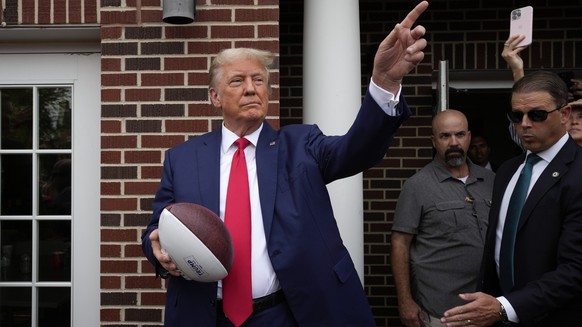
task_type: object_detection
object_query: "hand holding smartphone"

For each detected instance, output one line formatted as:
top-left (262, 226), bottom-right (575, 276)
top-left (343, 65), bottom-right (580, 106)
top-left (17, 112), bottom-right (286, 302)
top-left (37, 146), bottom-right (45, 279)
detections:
top-left (509, 6), bottom-right (533, 47)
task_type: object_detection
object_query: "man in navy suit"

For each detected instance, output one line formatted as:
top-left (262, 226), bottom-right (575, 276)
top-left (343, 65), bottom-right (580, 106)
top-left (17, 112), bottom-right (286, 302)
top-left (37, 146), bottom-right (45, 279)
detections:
top-left (441, 71), bottom-right (582, 326)
top-left (142, 2), bottom-right (429, 326)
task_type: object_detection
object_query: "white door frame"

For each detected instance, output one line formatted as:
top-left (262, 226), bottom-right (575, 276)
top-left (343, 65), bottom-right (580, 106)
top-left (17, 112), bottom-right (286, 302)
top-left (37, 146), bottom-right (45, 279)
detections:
top-left (0, 31), bottom-right (100, 326)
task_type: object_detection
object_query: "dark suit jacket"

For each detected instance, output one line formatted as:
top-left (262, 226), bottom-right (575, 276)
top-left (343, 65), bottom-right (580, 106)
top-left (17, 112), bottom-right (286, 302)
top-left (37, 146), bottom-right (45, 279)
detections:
top-left (480, 136), bottom-right (582, 326)
top-left (142, 92), bottom-right (410, 327)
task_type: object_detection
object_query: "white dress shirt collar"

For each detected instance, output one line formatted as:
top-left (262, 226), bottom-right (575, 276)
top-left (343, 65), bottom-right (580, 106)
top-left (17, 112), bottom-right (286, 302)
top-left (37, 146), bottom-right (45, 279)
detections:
top-left (526, 132), bottom-right (569, 164)
top-left (221, 123), bottom-right (263, 152)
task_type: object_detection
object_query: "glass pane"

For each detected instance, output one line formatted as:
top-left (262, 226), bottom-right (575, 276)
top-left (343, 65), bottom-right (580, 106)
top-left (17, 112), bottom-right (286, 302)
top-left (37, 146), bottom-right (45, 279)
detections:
top-left (39, 155), bottom-right (71, 215)
top-left (38, 87), bottom-right (72, 149)
top-left (1, 88), bottom-right (33, 149)
top-left (38, 220), bottom-right (70, 282)
top-left (0, 287), bottom-right (31, 327)
top-left (1, 220), bottom-right (33, 282)
top-left (1, 154), bottom-right (33, 215)
top-left (38, 287), bottom-right (70, 327)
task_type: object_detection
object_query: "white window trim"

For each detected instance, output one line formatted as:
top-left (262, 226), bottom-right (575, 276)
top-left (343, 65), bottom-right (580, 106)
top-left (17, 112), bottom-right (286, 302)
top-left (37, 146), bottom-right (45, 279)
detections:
top-left (0, 34), bottom-right (100, 325)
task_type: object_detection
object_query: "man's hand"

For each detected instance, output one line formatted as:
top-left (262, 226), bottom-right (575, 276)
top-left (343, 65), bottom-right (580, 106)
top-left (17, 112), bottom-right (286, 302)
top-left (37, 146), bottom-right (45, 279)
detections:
top-left (372, 1), bottom-right (428, 94)
top-left (440, 292), bottom-right (502, 327)
top-left (149, 229), bottom-right (181, 277)
top-left (398, 298), bottom-right (427, 327)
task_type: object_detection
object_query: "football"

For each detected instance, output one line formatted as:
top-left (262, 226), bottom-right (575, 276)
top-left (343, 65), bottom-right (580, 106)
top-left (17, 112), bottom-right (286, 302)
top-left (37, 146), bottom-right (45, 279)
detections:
top-left (158, 202), bottom-right (233, 282)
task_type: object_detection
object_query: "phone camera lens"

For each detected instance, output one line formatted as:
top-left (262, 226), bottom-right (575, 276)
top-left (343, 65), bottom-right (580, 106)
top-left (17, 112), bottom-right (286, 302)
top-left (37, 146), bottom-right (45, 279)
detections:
top-left (511, 9), bottom-right (521, 20)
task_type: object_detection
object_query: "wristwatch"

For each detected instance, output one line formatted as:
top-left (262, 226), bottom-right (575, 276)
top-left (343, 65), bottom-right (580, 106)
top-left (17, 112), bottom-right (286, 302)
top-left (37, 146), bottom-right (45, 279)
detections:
top-left (499, 303), bottom-right (510, 324)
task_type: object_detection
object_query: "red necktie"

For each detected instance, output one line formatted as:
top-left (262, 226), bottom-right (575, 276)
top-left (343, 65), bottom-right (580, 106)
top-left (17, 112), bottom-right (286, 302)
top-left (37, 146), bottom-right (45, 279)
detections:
top-left (223, 138), bottom-right (253, 326)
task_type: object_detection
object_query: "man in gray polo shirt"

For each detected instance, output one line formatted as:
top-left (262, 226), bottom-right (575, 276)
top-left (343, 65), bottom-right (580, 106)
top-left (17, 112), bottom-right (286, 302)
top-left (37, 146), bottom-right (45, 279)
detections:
top-left (391, 110), bottom-right (495, 327)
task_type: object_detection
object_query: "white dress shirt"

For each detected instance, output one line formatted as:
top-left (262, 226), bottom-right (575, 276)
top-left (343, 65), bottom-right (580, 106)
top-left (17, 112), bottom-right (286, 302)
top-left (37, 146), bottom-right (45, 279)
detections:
top-left (218, 124), bottom-right (279, 299)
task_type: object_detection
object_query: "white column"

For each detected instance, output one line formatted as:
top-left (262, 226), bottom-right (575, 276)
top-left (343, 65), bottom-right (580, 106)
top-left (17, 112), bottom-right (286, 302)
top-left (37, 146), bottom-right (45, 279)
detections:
top-left (303, 0), bottom-right (364, 283)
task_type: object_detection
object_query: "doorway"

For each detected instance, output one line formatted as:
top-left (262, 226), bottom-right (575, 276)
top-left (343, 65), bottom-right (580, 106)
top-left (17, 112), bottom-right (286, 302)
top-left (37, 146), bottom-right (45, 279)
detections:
top-left (0, 51), bottom-right (100, 327)
top-left (449, 87), bottom-right (523, 168)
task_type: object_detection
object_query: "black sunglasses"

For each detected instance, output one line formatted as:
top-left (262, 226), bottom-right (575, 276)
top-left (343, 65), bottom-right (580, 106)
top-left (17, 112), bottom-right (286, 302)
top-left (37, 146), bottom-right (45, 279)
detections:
top-left (507, 105), bottom-right (565, 123)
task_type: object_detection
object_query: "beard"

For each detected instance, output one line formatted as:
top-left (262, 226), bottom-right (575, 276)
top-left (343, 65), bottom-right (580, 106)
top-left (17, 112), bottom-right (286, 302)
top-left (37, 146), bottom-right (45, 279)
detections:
top-left (445, 148), bottom-right (465, 167)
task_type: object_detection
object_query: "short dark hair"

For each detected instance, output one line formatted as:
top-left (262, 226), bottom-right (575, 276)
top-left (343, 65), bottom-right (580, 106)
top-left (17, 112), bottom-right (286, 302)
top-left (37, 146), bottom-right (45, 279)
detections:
top-left (513, 70), bottom-right (569, 107)
top-left (570, 100), bottom-right (582, 111)
top-left (470, 134), bottom-right (489, 144)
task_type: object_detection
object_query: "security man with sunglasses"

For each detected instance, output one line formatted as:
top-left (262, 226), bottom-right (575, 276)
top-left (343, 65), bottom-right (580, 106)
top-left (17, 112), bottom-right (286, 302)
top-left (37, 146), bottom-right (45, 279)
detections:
top-left (441, 70), bottom-right (582, 327)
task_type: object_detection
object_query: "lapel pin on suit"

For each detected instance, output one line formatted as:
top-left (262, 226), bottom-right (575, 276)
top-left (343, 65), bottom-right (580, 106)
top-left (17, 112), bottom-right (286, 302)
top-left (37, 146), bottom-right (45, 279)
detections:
top-left (552, 172), bottom-right (559, 178)
top-left (269, 140), bottom-right (276, 146)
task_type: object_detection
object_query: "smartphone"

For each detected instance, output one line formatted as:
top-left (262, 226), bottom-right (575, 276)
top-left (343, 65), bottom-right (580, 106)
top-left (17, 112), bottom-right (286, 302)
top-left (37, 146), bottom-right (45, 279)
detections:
top-left (509, 6), bottom-right (533, 47)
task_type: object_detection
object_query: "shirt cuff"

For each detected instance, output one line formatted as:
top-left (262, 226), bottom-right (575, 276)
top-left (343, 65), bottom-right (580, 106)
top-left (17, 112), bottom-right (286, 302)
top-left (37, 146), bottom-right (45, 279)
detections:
top-left (497, 296), bottom-right (519, 323)
top-left (368, 79), bottom-right (402, 116)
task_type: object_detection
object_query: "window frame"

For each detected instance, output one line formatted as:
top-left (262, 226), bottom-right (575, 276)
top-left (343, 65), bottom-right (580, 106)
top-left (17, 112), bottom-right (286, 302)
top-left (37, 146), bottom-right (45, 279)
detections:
top-left (0, 48), bottom-right (100, 326)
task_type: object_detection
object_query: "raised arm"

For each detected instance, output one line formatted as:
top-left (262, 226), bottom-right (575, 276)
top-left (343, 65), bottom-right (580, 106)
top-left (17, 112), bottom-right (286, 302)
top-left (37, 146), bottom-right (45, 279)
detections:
top-left (502, 34), bottom-right (527, 81)
top-left (372, 1), bottom-right (428, 94)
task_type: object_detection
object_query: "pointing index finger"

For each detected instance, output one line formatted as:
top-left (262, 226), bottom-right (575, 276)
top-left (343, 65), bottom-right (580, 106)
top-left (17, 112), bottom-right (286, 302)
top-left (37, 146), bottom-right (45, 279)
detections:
top-left (400, 1), bottom-right (429, 29)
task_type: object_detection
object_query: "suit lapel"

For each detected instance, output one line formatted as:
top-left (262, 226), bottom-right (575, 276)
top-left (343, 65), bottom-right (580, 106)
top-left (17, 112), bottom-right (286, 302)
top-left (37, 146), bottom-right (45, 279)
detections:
top-left (197, 131), bottom-right (222, 215)
top-left (519, 138), bottom-right (577, 230)
top-left (255, 123), bottom-right (279, 242)
top-left (486, 155), bottom-right (523, 245)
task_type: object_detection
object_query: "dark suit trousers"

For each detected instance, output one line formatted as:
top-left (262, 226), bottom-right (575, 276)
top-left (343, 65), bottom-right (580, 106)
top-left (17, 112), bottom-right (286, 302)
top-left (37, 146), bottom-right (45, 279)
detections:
top-left (217, 301), bottom-right (298, 327)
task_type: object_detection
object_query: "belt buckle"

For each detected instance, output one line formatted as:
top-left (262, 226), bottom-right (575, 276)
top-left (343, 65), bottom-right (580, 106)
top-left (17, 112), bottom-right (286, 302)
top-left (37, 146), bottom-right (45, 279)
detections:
top-left (252, 290), bottom-right (283, 313)
top-left (217, 290), bottom-right (284, 315)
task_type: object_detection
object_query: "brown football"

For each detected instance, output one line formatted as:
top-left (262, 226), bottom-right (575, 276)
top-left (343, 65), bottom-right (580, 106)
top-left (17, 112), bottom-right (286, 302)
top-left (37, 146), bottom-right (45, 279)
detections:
top-left (159, 202), bottom-right (233, 282)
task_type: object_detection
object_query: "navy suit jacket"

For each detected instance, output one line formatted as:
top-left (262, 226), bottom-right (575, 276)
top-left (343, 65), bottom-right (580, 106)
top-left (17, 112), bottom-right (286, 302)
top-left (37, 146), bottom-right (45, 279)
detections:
top-left (142, 92), bottom-right (410, 326)
top-left (480, 137), bottom-right (582, 326)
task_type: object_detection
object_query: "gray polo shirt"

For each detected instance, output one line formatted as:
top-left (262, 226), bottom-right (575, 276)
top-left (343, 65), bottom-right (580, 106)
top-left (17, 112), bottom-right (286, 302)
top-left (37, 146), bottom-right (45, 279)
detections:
top-left (392, 158), bottom-right (494, 317)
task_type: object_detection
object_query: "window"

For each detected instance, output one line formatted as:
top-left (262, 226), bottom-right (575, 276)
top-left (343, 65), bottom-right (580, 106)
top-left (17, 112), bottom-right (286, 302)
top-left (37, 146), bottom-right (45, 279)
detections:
top-left (0, 51), bottom-right (99, 327)
top-left (1, 86), bottom-right (72, 326)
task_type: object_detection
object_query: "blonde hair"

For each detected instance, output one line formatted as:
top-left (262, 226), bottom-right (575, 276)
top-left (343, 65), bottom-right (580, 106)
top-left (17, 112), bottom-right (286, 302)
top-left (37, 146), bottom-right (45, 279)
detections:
top-left (209, 48), bottom-right (274, 90)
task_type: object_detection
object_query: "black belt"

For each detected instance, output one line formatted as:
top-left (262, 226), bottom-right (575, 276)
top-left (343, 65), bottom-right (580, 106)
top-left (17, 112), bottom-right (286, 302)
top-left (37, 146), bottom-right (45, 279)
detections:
top-left (217, 289), bottom-right (286, 314)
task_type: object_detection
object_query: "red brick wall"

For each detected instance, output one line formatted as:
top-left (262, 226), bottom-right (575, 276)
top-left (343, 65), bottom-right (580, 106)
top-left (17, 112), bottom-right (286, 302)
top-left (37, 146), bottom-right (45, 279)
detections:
top-left (99, 1), bottom-right (280, 326)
